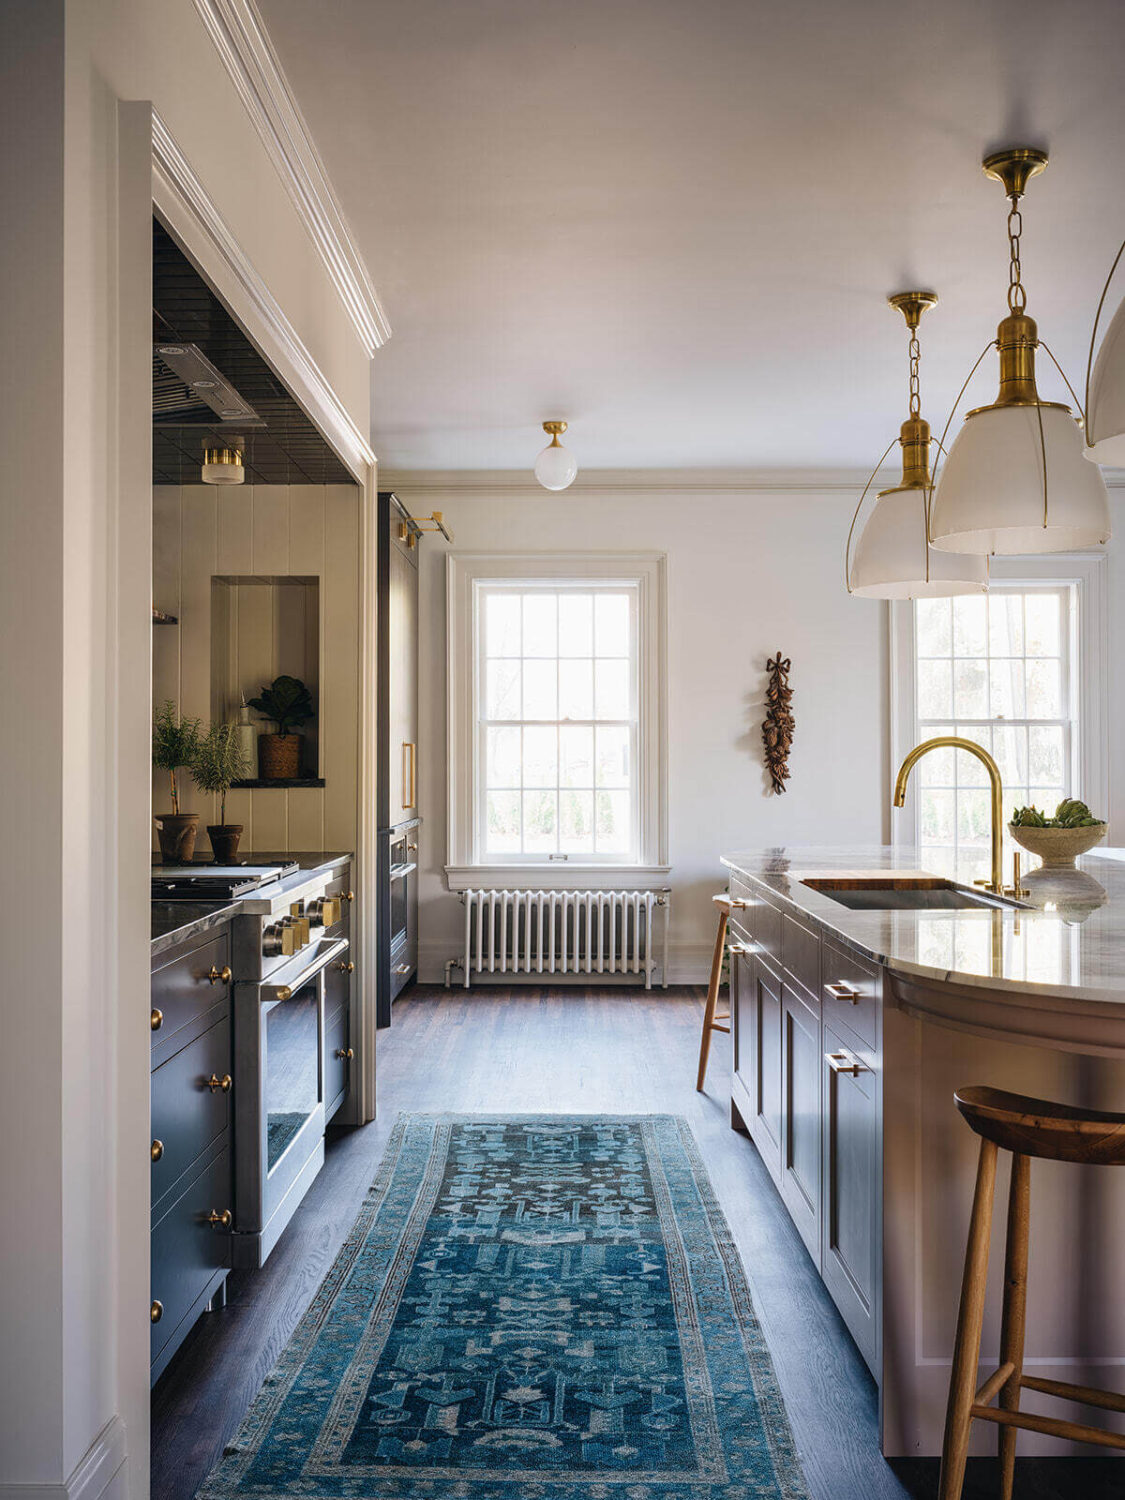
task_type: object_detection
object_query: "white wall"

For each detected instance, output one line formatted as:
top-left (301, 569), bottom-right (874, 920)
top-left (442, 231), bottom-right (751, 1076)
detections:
top-left (385, 477), bottom-right (892, 984)
top-left (152, 482), bottom-right (361, 854)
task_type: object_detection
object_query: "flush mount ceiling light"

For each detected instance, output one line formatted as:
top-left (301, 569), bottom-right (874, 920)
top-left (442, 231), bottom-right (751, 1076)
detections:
top-left (929, 148), bottom-right (1110, 556)
top-left (847, 291), bottom-right (988, 599)
top-left (533, 421), bottom-right (578, 491)
top-left (201, 439), bottom-right (245, 485)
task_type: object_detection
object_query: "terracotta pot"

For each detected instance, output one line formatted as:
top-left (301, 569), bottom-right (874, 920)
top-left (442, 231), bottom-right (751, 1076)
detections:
top-left (207, 824), bottom-right (244, 863)
top-left (258, 732), bottom-right (301, 779)
top-left (154, 812), bottom-right (199, 863)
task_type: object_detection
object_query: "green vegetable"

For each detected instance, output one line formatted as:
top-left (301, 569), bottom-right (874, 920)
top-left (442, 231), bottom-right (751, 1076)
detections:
top-left (1010, 799), bottom-right (1105, 830)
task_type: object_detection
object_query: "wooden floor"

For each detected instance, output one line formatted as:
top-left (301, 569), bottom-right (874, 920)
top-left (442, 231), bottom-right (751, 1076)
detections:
top-left (151, 985), bottom-right (1122, 1500)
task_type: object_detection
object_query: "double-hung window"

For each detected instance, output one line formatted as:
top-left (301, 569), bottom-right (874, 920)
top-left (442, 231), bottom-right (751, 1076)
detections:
top-left (447, 553), bottom-right (668, 887)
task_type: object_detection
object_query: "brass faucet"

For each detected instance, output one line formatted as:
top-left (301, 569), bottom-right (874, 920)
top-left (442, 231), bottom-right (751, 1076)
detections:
top-left (893, 736), bottom-right (1005, 895)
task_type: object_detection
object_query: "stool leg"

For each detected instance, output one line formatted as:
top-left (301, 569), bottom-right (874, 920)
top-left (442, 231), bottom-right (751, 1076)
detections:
top-left (997, 1152), bottom-right (1030, 1500)
top-left (696, 909), bottom-right (729, 1092)
top-left (938, 1137), bottom-right (998, 1500)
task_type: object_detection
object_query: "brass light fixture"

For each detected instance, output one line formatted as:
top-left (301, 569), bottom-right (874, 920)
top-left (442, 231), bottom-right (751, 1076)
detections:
top-left (929, 148), bottom-right (1110, 555)
top-left (201, 439), bottom-right (245, 486)
top-left (847, 291), bottom-right (987, 598)
top-left (533, 420), bottom-right (578, 491)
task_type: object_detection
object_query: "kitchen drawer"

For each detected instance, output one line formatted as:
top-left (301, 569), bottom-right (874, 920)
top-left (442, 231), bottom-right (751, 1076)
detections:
top-left (821, 938), bottom-right (880, 1050)
top-left (781, 913), bottom-right (820, 1001)
top-left (324, 948), bottom-right (352, 1023)
top-left (325, 1005), bottom-right (351, 1120)
top-left (151, 1017), bottom-right (232, 1219)
top-left (150, 1144), bottom-right (231, 1372)
top-left (728, 885), bottom-right (781, 966)
top-left (151, 933), bottom-right (232, 1067)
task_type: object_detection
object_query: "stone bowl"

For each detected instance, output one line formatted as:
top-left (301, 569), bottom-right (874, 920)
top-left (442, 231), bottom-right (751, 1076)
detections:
top-left (1008, 821), bottom-right (1106, 868)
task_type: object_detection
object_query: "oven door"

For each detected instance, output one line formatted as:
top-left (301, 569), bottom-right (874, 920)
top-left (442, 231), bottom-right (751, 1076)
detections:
top-left (233, 936), bottom-right (348, 1267)
top-left (388, 859), bottom-right (416, 1001)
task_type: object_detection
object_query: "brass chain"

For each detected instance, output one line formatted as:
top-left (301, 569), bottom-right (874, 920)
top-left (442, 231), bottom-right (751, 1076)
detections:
top-left (908, 328), bottom-right (921, 417)
top-left (1007, 197), bottom-right (1026, 313)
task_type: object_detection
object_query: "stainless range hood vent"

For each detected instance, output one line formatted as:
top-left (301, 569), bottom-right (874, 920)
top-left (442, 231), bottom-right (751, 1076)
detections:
top-left (152, 343), bottom-right (262, 426)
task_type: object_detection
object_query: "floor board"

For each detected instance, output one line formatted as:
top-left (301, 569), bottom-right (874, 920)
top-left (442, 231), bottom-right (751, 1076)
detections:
top-left (151, 985), bottom-right (1122, 1500)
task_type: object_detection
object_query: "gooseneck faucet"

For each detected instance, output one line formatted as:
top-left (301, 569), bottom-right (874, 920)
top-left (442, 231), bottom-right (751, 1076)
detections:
top-left (893, 736), bottom-right (1005, 895)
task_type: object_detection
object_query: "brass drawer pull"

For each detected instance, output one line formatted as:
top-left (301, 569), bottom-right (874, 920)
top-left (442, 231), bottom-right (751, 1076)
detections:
top-left (826, 981), bottom-right (861, 1004)
top-left (335, 960), bottom-right (355, 974)
top-left (207, 964), bottom-right (232, 985)
top-left (151, 1300), bottom-right (164, 1324)
top-left (395, 962), bottom-right (412, 974)
top-left (402, 741), bottom-right (416, 809)
top-left (335, 1047), bottom-right (354, 1060)
top-left (207, 1209), bottom-right (232, 1228)
top-left (151, 1139), bottom-right (164, 1162)
top-left (727, 940), bottom-right (756, 956)
top-left (825, 1050), bottom-right (866, 1076)
top-left (151, 1007), bottom-right (164, 1031)
top-left (205, 1073), bottom-right (233, 1094)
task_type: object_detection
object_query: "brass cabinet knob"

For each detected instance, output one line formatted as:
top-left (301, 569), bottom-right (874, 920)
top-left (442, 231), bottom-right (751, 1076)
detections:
top-left (207, 1209), bottom-right (232, 1228)
top-left (150, 1300), bottom-right (164, 1324)
top-left (341, 890), bottom-right (354, 902)
top-left (207, 964), bottom-right (232, 985)
top-left (407, 841), bottom-right (418, 852)
top-left (335, 960), bottom-right (354, 974)
top-left (335, 1047), bottom-right (354, 1060)
top-left (150, 1007), bottom-right (164, 1032)
top-left (151, 1139), bottom-right (164, 1162)
top-left (205, 1073), bottom-right (233, 1093)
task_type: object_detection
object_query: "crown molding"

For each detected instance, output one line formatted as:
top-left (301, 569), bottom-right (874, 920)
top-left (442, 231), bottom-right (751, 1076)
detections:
top-left (152, 111), bottom-right (376, 479)
top-left (192, 0), bottom-right (391, 356)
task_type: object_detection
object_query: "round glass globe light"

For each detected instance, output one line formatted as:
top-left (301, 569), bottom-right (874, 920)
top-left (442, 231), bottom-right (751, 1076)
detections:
top-left (534, 441), bottom-right (578, 492)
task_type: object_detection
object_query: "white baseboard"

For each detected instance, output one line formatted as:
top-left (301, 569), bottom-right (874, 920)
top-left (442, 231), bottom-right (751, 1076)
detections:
top-left (0, 1418), bottom-right (127, 1500)
top-left (417, 941), bottom-right (713, 988)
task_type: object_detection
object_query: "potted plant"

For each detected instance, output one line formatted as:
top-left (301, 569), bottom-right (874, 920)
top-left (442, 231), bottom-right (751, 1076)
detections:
top-left (192, 721), bottom-right (251, 862)
top-left (152, 700), bottom-right (202, 862)
top-left (248, 674), bottom-right (315, 780)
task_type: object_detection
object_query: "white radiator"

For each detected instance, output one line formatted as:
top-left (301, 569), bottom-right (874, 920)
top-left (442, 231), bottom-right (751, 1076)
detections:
top-left (448, 889), bottom-right (669, 989)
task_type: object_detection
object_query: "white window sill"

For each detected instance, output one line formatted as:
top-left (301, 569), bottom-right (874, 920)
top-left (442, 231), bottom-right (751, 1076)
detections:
top-left (444, 864), bottom-right (672, 892)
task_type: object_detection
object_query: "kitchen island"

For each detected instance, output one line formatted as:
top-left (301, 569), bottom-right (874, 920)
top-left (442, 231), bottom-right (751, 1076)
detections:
top-left (721, 845), bottom-right (1125, 1458)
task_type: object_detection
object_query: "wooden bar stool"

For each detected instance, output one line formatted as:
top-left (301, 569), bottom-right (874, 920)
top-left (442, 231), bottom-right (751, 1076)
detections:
top-left (939, 1085), bottom-right (1125, 1500)
top-left (696, 893), bottom-right (740, 1092)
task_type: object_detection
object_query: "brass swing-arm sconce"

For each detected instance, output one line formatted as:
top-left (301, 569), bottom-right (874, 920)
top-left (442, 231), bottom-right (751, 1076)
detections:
top-left (398, 510), bottom-right (453, 548)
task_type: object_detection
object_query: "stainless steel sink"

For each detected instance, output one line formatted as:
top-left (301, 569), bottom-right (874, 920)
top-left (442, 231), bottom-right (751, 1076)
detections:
top-left (800, 876), bottom-right (1025, 912)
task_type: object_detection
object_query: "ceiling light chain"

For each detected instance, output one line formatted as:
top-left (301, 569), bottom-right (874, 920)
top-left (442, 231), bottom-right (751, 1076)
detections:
top-left (1006, 197), bottom-right (1026, 314)
top-left (908, 325), bottom-right (922, 418)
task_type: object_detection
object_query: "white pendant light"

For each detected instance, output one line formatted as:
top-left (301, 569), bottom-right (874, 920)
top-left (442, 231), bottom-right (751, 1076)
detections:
top-left (930, 148), bottom-right (1110, 556)
top-left (1085, 248), bottom-right (1125, 465)
top-left (201, 442), bottom-right (245, 485)
top-left (848, 291), bottom-right (987, 598)
top-left (533, 420), bottom-right (578, 491)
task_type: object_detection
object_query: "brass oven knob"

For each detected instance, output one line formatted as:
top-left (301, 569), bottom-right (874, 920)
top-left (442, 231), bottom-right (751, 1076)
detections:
top-left (335, 1047), bottom-right (354, 1060)
top-left (150, 1300), bottom-right (163, 1324)
top-left (151, 1140), bottom-right (164, 1162)
top-left (205, 1073), bottom-right (233, 1094)
top-left (150, 1007), bottom-right (164, 1031)
top-left (335, 960), bottom-right (354, 974)
top-left (294, 916), bottom-right (311, 948)
top-left (207, 1209), bottom-right (232, 1228)
top-left (407, 841), bottom-right (418, 852)
top-left (206, 964), bottom-right (232, 985)
top-left (341, 890), bottom-right (354, 902)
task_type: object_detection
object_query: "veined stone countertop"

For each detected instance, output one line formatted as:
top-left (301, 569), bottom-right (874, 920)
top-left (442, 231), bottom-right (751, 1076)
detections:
top-left (721, 845), bottom-right (1125, 1007)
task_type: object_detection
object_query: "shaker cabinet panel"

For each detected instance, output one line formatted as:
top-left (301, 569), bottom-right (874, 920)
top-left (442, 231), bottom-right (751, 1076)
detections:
top-left (151, 932), bottom-right (231, 1065)
top-left (150, 1144), bottom-right (231, 1380)
top-left (780, 983), bottom-right (822, 1260)
top-left (151, 1018), bottom-right (232, 1219)
top-left (736, 955), bottom-right (783, 1182)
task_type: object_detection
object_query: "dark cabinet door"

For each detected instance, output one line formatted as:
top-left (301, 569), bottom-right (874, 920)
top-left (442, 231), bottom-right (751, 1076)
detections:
top-left (821, 1017), bottom-right (880, 1373)
top-left (734, 952), bottom-right (782, 1182)
top-left (150, 1145), bottom-right (231, 1378)
top-left (780, 982), bottom-right (822, 1261)
top-left (151, 1018), bottom-right (232, 1219)
top-left (388, 526), bottom-right (418, 825)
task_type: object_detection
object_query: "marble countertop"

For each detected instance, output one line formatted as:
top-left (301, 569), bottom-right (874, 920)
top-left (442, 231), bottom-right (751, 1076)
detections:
top-left (721, 845), bottom-right (1125, 1006)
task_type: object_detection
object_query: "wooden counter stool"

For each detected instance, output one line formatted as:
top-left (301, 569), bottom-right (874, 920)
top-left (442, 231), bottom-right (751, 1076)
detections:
top-left (939, 1085), bottom-right (1125, 1500)
top-left (697, 894), bottom-right (738, 1092)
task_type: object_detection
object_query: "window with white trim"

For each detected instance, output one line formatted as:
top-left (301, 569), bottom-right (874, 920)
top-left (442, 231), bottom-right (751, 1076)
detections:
top-left (446, 553), bottom-right (668, 888)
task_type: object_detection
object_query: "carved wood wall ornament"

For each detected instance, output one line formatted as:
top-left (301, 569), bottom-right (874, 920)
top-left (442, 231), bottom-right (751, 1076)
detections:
top-left (762, 652), bottom-right (794, 794)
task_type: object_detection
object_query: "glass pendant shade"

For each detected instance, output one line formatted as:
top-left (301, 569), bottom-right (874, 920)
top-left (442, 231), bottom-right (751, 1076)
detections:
top-left (851, 485), bottom-right (987, 597)
top-left (930, 402), bottom-right (1110, 554)
top-left (533, 422), bottom-right (577, 491)
top-left (1085, 292), bottom-right (1125, 465)
top-left (201, 447), bottom-right (245, 485)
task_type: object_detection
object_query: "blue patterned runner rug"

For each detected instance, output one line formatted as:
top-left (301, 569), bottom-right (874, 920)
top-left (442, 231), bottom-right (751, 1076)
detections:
top-left (198, 1113), bottom-right (809, 1499)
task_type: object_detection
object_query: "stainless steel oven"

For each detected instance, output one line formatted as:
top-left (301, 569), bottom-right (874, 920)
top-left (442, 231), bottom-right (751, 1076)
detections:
top-left (230, 874), bottom-right (350, 1268)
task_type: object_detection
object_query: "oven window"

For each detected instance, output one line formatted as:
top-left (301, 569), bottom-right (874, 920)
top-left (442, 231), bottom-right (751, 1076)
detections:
top-left (265, 983), bottom-right (321, 1170)
top-left (390, 872), bottom-right (408, 945)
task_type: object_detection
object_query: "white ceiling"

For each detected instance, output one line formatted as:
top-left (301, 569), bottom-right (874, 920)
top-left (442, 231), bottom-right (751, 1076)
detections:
top-left (257, 0), bottom-right (1125, 472)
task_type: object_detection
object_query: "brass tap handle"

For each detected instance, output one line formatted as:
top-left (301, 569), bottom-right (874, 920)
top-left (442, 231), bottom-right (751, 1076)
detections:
top-left (150, 1300), bottom-right (164, 1324)
top-left (205, 1073), bottom-right (233, 1094)
top-left (335, 960), bottom-right (355, 974)
top-left (207, 1208), bottom-right (232, 1228)
top-left (151, 1139), bottom-right (164, 1162)
top-left (207, 964), bottom-right (232, 985)
top-left (151, 1007), bottom-right (164, 1031)
top-left (335, 1047), bottom-right (354, 1060)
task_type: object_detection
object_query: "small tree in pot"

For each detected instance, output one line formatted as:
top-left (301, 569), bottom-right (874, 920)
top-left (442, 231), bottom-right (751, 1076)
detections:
top-left (152, 701), bottom-right (202, 862)
top-left (193, 721), bottom-right (251, 862)
top-left (248, 674), bottom-right (315, 779)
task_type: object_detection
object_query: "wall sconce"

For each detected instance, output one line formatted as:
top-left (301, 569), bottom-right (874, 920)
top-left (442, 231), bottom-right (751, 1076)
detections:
top-left (398, 511), bottom-right (453, 548)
